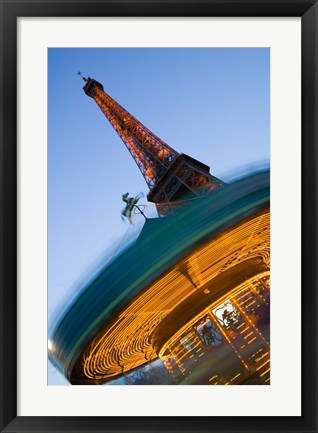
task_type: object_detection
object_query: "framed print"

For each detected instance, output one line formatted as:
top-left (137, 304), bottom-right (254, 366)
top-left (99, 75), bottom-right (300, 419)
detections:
top-left (0, 1), bottom-right (317, 432)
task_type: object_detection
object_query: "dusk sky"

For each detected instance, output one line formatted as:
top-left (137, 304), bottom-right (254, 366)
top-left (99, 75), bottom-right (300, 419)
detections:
top-left (48, 47), bottom-right (269, 384)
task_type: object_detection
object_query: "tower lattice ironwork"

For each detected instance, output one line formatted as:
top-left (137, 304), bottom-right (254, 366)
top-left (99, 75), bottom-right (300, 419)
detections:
top-left (80, 75), bottom-right (225, 205)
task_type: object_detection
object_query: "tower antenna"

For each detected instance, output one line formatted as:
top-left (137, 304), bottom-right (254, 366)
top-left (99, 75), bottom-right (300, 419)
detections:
top-left (77, 71), bottom-right (87, 82)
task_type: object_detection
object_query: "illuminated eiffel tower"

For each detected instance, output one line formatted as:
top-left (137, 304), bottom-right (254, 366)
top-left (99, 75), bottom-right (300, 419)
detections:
top-left (79, 74), bottom-right (225, 207)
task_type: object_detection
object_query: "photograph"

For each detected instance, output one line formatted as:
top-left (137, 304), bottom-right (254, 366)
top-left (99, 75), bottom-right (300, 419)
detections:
top-left (2, 0), bottom-right (317, 430)
top-left (48, 47), bottom-right (270, 385)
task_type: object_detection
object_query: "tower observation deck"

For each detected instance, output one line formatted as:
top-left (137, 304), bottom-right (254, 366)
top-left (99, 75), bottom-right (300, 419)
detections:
top-left (81, 76), bottom-right (225, 205)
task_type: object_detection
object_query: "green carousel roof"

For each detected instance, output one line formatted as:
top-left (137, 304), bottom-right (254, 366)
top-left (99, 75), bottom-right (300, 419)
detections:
top-left (49, 170), bottom-right (270, 384)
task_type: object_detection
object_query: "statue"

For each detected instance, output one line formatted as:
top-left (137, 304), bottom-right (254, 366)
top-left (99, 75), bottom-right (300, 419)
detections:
top-left (121, 192), bottom-right (144, 223)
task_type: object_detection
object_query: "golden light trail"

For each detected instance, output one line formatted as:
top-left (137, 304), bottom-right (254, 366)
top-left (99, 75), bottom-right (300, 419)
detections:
top-left (72, 209), bottom-right (270, 383)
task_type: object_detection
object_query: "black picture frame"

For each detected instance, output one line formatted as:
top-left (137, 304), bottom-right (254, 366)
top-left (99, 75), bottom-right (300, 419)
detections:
top-left (0, 1), bottom-right (317, 432)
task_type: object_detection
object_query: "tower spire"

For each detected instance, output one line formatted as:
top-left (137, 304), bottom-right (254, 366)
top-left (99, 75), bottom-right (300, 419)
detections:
top-left (77, 71), bottom-right (87, 82)
top-left (81, 77), bottom-right (225, 205)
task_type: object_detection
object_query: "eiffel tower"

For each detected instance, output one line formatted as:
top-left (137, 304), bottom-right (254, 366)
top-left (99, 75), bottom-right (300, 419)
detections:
top-left (79, 74), bottom-right (225, 207)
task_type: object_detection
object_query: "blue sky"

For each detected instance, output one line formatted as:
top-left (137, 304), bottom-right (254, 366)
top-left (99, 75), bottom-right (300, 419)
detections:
top-left (48, 48), bottom-right (269, 384)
